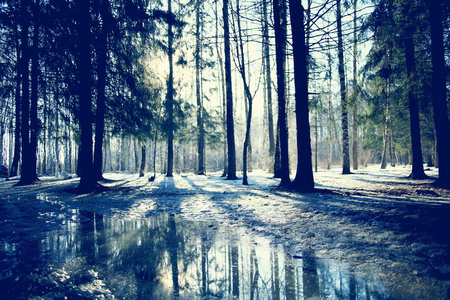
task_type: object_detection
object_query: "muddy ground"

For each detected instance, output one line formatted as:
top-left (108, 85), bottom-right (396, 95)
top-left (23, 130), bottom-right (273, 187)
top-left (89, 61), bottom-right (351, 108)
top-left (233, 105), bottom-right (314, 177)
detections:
top-left (1, 166), bottom-right (450, 298)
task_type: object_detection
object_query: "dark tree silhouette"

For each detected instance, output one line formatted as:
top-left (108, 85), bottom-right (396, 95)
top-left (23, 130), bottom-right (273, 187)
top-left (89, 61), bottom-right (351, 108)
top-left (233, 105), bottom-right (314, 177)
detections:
top-left (166, 0), bottom-right (175, 177)
top-left (427, 0), bottom-right (450, 188)
top-left (223, 0), bottom-right (237, 180)
top-left (77, 0), bottom-right (97, 192)
top-left (273, 0), bottom-right (290, 186)
top-left (289, 0), bottom-right (314, 192)
top-left (93, 0), bottom-right (111, 181)
top-left (18, 0), bottom-right (38, 186)
top-left (404, 29), bottom-right (426, 179)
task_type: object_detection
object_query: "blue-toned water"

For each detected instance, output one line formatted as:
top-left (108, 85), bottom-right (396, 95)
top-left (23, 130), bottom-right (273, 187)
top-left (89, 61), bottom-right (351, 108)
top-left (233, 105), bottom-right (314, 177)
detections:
top-left (0, 208), bottom-right (449, 299)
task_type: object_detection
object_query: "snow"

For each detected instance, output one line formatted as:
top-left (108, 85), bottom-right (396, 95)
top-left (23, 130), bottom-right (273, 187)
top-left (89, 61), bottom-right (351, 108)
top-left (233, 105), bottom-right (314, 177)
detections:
top-left (1, 164), bottom-right (449, 298)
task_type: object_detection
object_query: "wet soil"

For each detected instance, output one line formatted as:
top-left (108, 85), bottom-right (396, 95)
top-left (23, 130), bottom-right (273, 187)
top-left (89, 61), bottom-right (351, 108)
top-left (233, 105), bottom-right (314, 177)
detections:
top-left (1, 169), bottom-right (450, 299)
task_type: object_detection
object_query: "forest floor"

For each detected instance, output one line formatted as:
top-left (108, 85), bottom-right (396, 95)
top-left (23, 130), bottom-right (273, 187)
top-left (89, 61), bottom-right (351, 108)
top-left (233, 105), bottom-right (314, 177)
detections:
top-left (1, 164), bottom-right (450, 299)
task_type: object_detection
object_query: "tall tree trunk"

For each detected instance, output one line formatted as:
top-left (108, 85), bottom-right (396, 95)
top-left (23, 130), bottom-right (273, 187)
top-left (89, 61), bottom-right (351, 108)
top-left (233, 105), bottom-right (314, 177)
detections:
top-left (428, 0), bottom-right (450, 188)
top-left (18, 0), bottom-right (34, 185)
top-left (29, 0), bottom-right (39, 181)
top-left (139, 142), bottom-right (146, 177)
top-left (213, 0), bottom-right (227, 177)
top-left (94, 0), bottom-right (109, 181)
top-left (273, 0), bottom-right (290, 186)
top-left (273, 127), bottom-right (282, 177)
top-left (381, 96), bottom-right (390, 169)
top-left (134, 138), bottom-right (139, 173)
top-left (235, 0), bottom-right (253, 185)
top-left (351, 0), bottom-right (358, 170)
top-left (381, 77), bottom-right (392, 170)
top-left (337, 0), bottom-right (351, 174)
top-left (327, 46), bottom-right (333, 170)
top-left (153, 132), bottom-right (158, 177)
top-left (10, 42), bottom-right (21, 177)
top-left (196, 0), bottom-right (205, 175)
top-left (42, 65), bottom-right (48, 175)
top-left (166, 0), bottom-right (174, 177)
top-left (0, 120), bottom-right (5, 167)
top-left (262, 0), bottom-right (275, 166)
top-left (289, 0), bottom-right (314, 192)
top-left (77, 0), bottom-right (96, 192)
top-left (55, 95), bottom-right (60, 175)
top-left (314, 111), bottom-right (318, 172)
top-left (405, 34), bottom-right (426, 178)
top-left (223, 0), bottom-right (237, 180)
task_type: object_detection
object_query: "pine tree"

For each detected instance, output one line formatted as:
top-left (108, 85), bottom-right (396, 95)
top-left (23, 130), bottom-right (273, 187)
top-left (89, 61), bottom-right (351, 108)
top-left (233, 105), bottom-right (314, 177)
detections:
top-left (77, 0), bottom-right (97, 192)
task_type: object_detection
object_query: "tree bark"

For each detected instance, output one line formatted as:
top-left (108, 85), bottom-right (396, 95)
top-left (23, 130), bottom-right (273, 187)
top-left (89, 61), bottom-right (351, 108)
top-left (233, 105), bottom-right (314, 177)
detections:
top-left (380, 90), bottom-right (390, 170)
top-left (77, 0), bottom-right (97, 192)
top-left (29, 0), bottom-right (39, 181)
top-left (10, 42), bottom-right (21, 177)
top-left (18, 0), bottom-right (36, 185)
top-left (196, 0), bottom-right (205, 175)
top-left (289, 0), bottom-right (314, 192)
top-left (166, 0), bottom-right (174, 177)
top-left (273, 0), bottom-right (290, 186)
top-left (405, 34), bottom-right (426, 179)
top-left (262, 0), bottom-right (275, 165)
top-left (94, 0), bottom-right (109, 181)
top-left (337, 0), bottom-right (351, 174)
top-left (235, 0), bottom-right (253, 185)
top-left (223, 0), bottom-right (237, 180)
top-left (139, 143), bottom-right (146, 177)
top-left (351, 0), bottom-right (358, 171)
top-left (428, 0), bottom-right (450, 187)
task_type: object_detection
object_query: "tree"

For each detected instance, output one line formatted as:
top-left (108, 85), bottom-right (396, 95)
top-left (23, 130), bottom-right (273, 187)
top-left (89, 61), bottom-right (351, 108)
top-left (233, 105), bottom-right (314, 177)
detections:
top-left (289, 0), bottom-right (314, 192)
top-left (351, 0), bottom-right (358, 171)
top-left (223, 0), bottom-right (237, 180)
top-left (77, 0), bottom-right (97, 192)
top-left (402, 1), bottom-right (426, 179)
top-left (18, 0), bottom-right (39, 186)
top-left (427, 0), bottom-right (450, 188)
top-left (262, 0), bottom-right (275, 168)
top-left (214, 0), bottom-right (227, 177)
top-left (273, 0), bottom-right (290, 186)
top-left (93, 0), bottom-right (111, 181)
top-left (10, 91), bottom-right (21, 176)
top-left (363, 0), bottom-right (437, 176)
top-left (233, 0), bottom-right (255, 185)
top-left (10, 19), bottom-right (21, 177)
top-left (195, 0), bottom-right (205, 175)
top-left (337, 0), bottom-right (351, 175)
top-left (166, 0), bottom-right (175, 177)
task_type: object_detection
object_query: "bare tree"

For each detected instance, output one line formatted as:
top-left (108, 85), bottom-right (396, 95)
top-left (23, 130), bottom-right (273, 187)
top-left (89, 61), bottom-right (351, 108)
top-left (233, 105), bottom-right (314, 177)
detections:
top-left (223, 0), bottom-right (237, 180)
top-left (289, 0), bottom-right (314, 192)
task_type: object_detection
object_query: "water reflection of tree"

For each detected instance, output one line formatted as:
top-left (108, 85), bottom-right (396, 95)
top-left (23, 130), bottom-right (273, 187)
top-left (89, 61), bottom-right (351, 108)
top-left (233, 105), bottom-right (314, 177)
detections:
top-left (271, 248), bottom-right (280, 300)
top-left (231, 243), bottom-right (240, 297)
top-left (167, 214), bottom-right (179, 297)
top-left (38, 212), bottom-right (401, 299)
top-left (302, 249), bottom-right (320, 299)
top-left (249, 247), bottom-right (260, 300)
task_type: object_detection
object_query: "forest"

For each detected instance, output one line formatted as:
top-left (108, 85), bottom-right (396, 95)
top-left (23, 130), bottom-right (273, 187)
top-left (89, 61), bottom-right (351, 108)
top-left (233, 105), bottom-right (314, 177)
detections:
top-left (0, 0), bottom-right (448, 192)
top-left (1, 0), bottom-right (450, 298)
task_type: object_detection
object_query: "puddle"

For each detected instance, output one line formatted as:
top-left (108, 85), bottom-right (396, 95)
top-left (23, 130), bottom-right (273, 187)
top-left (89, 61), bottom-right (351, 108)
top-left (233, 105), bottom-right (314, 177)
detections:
top-left (0, 212), bottom-right (449, 299)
